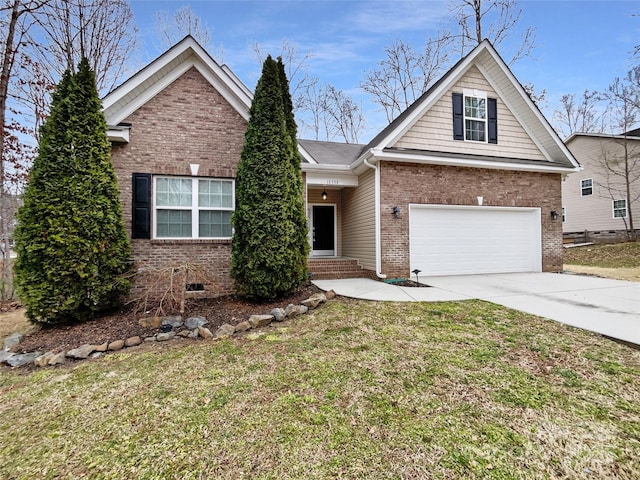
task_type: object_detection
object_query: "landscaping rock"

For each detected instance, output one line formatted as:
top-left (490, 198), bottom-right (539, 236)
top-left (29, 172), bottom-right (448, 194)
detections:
top-left (3, 332), bottom-right (23, 351)
top-left (235, 321), bottom-right (251, 332)
top-left (0, 350), bottom-right (15, 364)
top-left (139, 316), bottom-right (162, 328)
top-left (124, 336), bottom-right (142, 347)
top-left (270, 308), bottom-right (286, 322)
top-left (156, 331), bottom-right (176, 342)
top-left (215, 324), bottom-right (236, 338)
top-left (198, 326), bottom-right (214, 339)
top-left (185, 316), bottom-right (207, 330)
top-left (6, 352), bottom-right (41, 367)
top-left (249, 314), bottom-right (273, 328)
top-left (301, 293), bottom-right (327, 310)
top-left (162, 315), bottom-right (183, 328)
top-left (108, 340), bottom-right (125, 351)
top-left (90, 352), bottom-right (105, 359)
top-left (144, 336), bottom-right (157, 342)
top-left (95, 342), bottom-right (109, 353)
top-left (325, 289), bottom-right (336, 300)
top-left (188, 329), bottom-right (199, 339)
top-left (177, 330), bottom-right (191, 338)
top-left (67, 344), bottom-right (96, 360)
top-left (48, 351), bottom-right (66, 365)
top-left (34, 352), bottom-right (55, 367)
top-left (285, 304), bottom-right (308, 318)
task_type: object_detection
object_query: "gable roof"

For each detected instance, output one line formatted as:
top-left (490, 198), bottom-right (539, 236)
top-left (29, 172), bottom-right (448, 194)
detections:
top-left (298, 139), bottom-right (365, 165)
top-left (102, 36), bottom-right (252, 127)
top-left (357, 39), bottom-right (579, 173)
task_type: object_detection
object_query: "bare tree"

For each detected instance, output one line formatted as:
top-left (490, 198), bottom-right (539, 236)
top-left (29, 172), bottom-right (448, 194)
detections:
top-left (154, 5), bottom-right (222, 61)
top-left (593, 71), bottom-right (640, 240)
top-left (251, 40), bottom-right (315, 112)
top-left (450, 0), bottom-right (536, 65)
top-left (320, 85), bottom-right (365, 144)
top-left (552, 90), bottom-right (605, 138)
top-left (32, 0), bottom-right (137, 94)
top-left (1, 0), bottom-right (46, 301)
top-left (361, 36), bottom-right (453, 123)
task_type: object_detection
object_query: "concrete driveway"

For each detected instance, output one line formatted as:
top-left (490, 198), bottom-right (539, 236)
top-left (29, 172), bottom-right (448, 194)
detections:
top-left (314, 273), bottom-right (640, 346)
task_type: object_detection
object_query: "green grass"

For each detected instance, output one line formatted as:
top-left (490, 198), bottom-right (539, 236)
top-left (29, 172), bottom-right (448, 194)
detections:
top-left (564, 241), bottom-right (640, 268)
top-left (1, 299), bottom-right (639, 479)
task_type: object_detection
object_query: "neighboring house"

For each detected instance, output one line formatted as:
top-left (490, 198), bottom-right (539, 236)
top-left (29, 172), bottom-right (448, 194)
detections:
top-left (103, 36), bottom-right (579, 299)
top-left (563, 133), bottom-right (639, 242)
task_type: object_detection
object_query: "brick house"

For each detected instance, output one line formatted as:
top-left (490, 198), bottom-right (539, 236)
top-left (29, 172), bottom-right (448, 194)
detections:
top-left (103, 36), bottom-right (579, 299)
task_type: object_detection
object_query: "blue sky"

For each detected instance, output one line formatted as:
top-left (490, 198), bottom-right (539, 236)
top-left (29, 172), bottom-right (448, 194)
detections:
top-left (128, 0), bottom-right (640, 141)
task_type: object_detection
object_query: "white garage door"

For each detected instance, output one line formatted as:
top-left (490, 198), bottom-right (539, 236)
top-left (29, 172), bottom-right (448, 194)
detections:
top-left (409, 205), bottom-right (542, 276)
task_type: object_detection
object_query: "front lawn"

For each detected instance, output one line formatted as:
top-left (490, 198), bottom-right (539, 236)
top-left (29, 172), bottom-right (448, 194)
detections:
top-left (564, 241), bottom-right (640, 268)
top-left (1, 299), bottom-right (639, 479)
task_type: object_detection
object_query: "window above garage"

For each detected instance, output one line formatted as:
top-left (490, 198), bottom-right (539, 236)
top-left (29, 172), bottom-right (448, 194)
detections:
top-left (453, 90), bottom-right (497, 144)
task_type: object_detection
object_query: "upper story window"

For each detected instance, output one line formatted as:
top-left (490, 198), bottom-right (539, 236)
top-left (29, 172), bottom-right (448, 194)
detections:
top-left (464, 94), bottom-right (486, 142)
top-left (154, 176), bottom-right (234, 239)
top-left (613, 199), bottom-right (627, 218)
top-left (453, 91), bottom-right (497, 144)
top-left (581, 178), bottom-right (593, 196)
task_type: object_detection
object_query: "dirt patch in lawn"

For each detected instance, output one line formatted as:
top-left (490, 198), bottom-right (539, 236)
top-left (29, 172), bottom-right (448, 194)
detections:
top-left (4, 283), bottom-right (323, 355)
top-left (564, 264), bottom-right (640, 282)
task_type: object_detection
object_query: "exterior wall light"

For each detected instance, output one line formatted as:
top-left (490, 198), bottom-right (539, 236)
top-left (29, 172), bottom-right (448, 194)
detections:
top-left (393, 206), bottom-right (400, 218)
top-left (322, 190), bottom-right (327, 200)
top-left (550, 210), bottom-right (559, 221)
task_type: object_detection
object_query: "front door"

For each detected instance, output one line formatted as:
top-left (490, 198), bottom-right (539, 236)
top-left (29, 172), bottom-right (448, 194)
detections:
top-left (312, 205), bottom-right (335, 256)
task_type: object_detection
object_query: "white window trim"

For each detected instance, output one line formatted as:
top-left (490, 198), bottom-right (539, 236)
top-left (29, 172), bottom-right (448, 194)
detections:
top-left (580, 178), bottom-right (593, 196)
top-left (613, 199), bottom-right (627, 219)
top-left (153, 175), bottom-right (235, 240)
top-left (463, 88), bottom-right (488, 143)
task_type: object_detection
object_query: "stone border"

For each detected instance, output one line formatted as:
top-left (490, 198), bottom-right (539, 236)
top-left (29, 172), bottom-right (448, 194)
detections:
top-left (1, 291), bottom-right (335, 368)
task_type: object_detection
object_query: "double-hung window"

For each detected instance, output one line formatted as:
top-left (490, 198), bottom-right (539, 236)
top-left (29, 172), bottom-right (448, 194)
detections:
top-left (464, 93), bottom-right (487, 142)
top-left (154, 176), bottom-right (233, 239)
top-left (613, 199), bottom-right (627, 218)
top-left (453, 90), bottom-right (497, 143)
top-left (581, 179), bottom-right (593, 196)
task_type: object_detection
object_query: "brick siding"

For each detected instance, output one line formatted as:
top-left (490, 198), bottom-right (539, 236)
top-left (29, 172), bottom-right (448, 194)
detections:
top-left (110, 67), bottom-right (247, 299)
top-left (378, 161), bottom-right (563, 277)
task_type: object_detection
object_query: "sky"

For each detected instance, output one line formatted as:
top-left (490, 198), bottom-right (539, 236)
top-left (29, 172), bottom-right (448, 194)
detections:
top-left (127, 0), bottom-right (640, 142)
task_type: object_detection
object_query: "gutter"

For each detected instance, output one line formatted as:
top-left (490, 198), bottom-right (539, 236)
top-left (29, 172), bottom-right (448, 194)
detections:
top-left (363, 156), bottom-right (387, 279)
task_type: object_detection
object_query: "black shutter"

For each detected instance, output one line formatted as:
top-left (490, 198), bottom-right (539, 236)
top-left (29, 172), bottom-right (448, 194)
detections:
top-left (452, 93), bottom-right (464, 140)
top-left (488, 97), bottom-right (498, 144)
top-left (132, 173), bottom-right (151, 239)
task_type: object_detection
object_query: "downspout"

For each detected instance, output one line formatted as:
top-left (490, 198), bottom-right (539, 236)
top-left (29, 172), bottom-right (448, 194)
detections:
top-left (363, 157), bottom-right (387, 279)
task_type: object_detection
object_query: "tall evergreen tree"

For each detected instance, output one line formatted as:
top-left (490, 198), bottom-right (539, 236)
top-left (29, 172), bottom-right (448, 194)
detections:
top-left (14, 58), bottom-right (131, 325)
top-left (231, 56), bottom-right (308, 300)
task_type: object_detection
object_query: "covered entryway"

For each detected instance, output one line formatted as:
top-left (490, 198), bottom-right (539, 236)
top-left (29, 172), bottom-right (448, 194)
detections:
top-left (409, 205), bottom-right (541, 276)
top-left (311, 204), bottom-right (336, 256)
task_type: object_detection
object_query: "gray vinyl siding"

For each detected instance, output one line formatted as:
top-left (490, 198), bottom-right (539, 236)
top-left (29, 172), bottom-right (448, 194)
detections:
top-left (393, 65), bottom-right (546, 161)
top-left (342, 169), bottom-right (376, 270)
top-left (563, 135), bottom-right (639, 232)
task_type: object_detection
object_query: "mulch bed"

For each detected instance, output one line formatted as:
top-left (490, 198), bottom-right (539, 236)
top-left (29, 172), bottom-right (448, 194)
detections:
top-left (13, 283), bottom-right (323, 355)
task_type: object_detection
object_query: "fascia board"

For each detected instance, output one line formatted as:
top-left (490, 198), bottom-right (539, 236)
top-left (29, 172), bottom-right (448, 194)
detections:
top-left (373, 55), bottom-right (477, 150)
top-left (370, 150), bottom-right (582, 174)
top-left (480, 48), bottom-right (580, 168)
top-left (301, 163), bottom-right (352, 173)
top-left (104, 38), bottom-right (251, 125)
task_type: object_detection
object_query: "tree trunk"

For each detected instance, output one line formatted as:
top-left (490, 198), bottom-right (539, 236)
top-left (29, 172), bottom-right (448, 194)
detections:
top-left (0, 0), bottom-right (23, 301)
